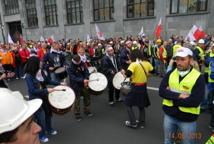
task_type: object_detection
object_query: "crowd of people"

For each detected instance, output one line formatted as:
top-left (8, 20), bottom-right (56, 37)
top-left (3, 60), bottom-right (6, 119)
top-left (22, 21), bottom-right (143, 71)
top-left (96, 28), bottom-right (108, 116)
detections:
top-left (0, 34), bottom-right (214, 143)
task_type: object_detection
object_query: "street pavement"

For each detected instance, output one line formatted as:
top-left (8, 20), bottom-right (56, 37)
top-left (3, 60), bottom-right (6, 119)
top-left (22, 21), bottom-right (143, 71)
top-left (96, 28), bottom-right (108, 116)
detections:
top-left (8, 76), bottom-right (211, 144)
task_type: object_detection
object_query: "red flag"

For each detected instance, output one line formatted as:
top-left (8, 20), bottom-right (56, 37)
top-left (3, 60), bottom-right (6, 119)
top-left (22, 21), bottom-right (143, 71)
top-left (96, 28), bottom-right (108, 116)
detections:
top-left (193, 27), bottom-right (206, 41)
top-left (155, 18), bottom-right (162, 38)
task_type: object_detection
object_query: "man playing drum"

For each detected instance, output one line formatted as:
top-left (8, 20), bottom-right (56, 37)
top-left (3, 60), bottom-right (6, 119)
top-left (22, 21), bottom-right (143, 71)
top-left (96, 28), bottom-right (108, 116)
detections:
top-left (67, 54), bottom-right (93, 121)
top-left (102, 45), bottom-right (122, 105)
top-left (42, 42), bottom-right (65, 82)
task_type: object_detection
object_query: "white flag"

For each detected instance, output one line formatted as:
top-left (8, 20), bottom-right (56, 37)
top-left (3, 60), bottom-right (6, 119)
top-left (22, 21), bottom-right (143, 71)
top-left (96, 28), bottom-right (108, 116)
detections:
top-left (95, 24), bottom-right (105, 40)
top-left (40, 36), bottom-right (45, 42)
top-left (138, 25), bottom-right (145, 37)
top-left (8, 33), bottom-right (14, 44)
top-left (86, 34), bottom-right (91, 42)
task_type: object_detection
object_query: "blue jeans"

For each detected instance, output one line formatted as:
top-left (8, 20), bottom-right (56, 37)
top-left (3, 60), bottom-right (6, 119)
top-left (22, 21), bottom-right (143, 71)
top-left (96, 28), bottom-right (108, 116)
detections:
top-left (164, 114), bottom-right (197, 144)
top-left (34, 107), bottom-right (53, 138)
top-left (15, 65), bottom-right (23, 78)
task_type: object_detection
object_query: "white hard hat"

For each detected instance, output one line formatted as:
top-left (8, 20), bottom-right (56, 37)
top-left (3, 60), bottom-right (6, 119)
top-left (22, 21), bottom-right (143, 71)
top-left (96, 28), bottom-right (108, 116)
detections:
top-left (198, 39), bottom-right (205, 44)
top-left (0, 88), bottom-right (42, 134)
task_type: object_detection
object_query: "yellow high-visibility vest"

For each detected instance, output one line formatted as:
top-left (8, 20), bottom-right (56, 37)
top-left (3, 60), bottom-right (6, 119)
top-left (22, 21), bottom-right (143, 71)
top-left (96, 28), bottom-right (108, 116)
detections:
top-left (206, 135), bottom-right (214, 144)
top-left (196, 46), bottom-right (205, 61)
top-left (162, 68), bottom-right (201, 115)
top-left (172, 44), bottom-right (181, 57)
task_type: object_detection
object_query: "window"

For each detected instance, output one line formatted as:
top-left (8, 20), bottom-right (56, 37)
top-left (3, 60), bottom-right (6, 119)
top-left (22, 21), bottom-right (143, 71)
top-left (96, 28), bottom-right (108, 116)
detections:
top-left (169, 0), bottom-right (208, 14)
top-left (66, 0), bottom-right (83, 24)
top-left (25, 0), bottom-right (38, 27)
top-left (4, 0), bottom-right (19, 15)
top-left (127, 0), bottom-right (154, 18)
top-left (44, 0), bottom-right (58, 26)
top-left (93, 0), bottom-right (114, 21)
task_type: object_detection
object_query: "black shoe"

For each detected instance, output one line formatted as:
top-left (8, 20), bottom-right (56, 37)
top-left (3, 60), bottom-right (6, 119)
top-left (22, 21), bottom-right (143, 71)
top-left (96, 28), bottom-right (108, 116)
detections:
top-left (136, 120), bottom-right (145, 128)
top-left (84, 111), bottom-right (94, 117)
top-left (125, 121), bottom-right (137, 128)
top-left (109, 101), bottom-right (115, 106)
top-left (75, 115), bottom-right (82, 121)
top-left (116, 98), bottom-right (123, 102)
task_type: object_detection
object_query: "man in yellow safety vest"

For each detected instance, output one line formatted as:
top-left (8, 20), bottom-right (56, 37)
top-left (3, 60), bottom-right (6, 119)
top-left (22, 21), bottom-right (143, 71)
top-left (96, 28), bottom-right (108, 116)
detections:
top-left (159, 47), bottom-right (205, 144)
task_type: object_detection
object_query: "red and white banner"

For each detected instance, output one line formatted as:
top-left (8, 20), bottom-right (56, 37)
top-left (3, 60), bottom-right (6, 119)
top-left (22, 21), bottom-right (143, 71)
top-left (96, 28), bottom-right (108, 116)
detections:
top-left (155, 18), bottom-right (162, 38)
top-left (95, 24), bottom-right (105, 40)
top-left (185, 25), bottom-right (206, 42)
top-left (47, 35), bottom-right (55, 44)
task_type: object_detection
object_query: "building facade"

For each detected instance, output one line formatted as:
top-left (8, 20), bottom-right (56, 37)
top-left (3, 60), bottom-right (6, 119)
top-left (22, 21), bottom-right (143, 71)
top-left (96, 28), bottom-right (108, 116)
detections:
top-left (0, 0), bottom-right (213, 42)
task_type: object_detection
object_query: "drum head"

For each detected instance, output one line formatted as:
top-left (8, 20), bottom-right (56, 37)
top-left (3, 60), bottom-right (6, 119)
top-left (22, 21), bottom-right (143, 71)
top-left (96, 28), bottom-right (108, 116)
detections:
top-left (88, 72), bottom-right (108, 92)
top-left (55, 67), bottom-right (65, 74)
top-left (88, 67), bottom-right (97, 74)
top-left (48, 86), bottom-right (75, 110)
top-left (113, 72), bottom-right (130, 90)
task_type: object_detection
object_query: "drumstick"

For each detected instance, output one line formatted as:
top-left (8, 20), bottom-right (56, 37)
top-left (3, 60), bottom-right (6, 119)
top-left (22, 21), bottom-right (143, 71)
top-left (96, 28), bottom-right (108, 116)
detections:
top-left (53, 89), bottom-right (66, 91)
top-left (89, 78), bottom-right (99, 82)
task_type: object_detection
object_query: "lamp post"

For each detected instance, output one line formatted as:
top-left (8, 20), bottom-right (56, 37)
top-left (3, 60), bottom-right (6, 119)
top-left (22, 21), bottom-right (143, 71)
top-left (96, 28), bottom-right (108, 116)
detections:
top-left (0, 15), bottom-right (5, 44)
top-left (0, 23), bottom-right (6, 44)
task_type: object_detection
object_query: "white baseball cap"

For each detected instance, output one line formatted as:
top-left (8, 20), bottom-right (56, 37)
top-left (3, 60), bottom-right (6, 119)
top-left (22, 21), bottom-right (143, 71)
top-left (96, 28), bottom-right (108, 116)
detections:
top-left (0, 88), bottom-right (42, 134)
top-left (175, 47), bottom-right (193, 57)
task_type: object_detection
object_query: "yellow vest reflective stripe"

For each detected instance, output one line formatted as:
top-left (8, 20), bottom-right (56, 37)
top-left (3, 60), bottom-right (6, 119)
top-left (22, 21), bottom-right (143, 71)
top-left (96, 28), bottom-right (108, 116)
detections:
top-left (196, 46), bottom-right (205, 60)
top-left (147, 45), bottom-right (152, 57)
top-left (162, 68), bottom-right (201, 115)
top-left (208, 52), bottom-right (214, 83)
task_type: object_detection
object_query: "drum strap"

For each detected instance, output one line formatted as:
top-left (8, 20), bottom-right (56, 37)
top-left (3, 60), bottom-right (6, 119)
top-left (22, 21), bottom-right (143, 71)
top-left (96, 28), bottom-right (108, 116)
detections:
top-left (139, 63), bottom-right (147, 78)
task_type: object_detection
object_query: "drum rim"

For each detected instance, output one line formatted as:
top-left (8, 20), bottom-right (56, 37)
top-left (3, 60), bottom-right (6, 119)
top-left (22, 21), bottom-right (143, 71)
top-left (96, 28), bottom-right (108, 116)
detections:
top-left (113, 72), bottom-right (130, 90)
top-left (54, 67), bottom-right (66, 73)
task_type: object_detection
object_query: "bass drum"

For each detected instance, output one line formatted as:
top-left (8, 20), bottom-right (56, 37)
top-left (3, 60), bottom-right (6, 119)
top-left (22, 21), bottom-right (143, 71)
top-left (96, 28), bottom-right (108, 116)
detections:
top-left (113, 72), bottom-right (130, 90)
top-left (48, 86), bottom-right (75, 115)
top-left (88, 72), bottom-right (108, 95)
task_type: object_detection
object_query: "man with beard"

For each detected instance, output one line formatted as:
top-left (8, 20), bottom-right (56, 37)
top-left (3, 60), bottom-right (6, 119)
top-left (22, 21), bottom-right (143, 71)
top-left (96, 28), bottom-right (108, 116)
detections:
top-left (159, 47), bottom-right (205, 144)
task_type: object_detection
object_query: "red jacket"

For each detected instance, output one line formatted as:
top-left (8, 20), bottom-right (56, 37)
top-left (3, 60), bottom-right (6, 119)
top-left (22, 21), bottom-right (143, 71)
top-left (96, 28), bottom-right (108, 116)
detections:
top-left (19, 48), bottom-right (30, 63)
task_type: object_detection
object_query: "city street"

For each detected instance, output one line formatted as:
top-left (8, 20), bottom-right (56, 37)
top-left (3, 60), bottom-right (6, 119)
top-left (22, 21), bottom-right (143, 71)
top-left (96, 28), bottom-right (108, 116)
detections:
top-left (8, 76), bottom-right (211, 144)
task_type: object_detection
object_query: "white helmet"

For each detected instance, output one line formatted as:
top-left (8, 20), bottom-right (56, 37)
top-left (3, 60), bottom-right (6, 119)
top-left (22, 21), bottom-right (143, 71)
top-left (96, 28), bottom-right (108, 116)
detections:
top-left (0, 88), bottom-right (42, 134)
top-left (198, 39), bottom-right (205, 44)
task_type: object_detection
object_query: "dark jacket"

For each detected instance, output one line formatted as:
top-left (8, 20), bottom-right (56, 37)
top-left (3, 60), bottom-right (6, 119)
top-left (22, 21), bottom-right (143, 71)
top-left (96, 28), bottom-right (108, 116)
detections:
top-left (102, 55), bottom-right (121, 81)
top-left (25, 73), bottom-right (48, 100)
top-left (119, 47), bottom-right (130, 70)
top-left (42, 51), bottom-right (65, 72)
top-left (67, 61), bottom-right (89, 96)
